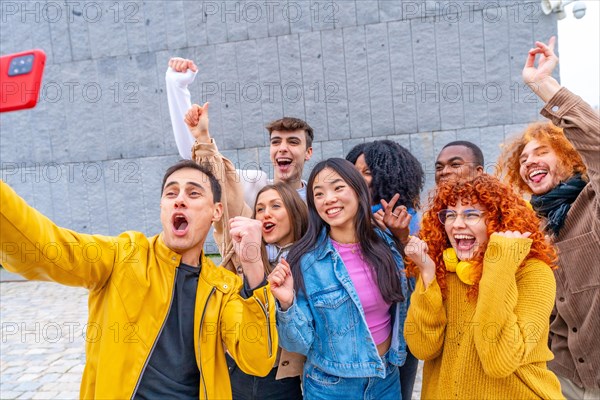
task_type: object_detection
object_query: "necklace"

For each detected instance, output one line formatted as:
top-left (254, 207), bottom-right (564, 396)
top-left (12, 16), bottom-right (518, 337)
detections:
top-left (331, 239), bottom-right (360, 254)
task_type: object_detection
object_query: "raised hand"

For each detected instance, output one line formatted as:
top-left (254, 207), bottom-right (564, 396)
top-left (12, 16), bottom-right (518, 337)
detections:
top-left (493, 231), bottom-right (532, 239)
top-left (523, 36), bottom-right (561, 102)
top-left (267, 259), bottom-right (295, 311)
top-left (404, 235), bottom-right (436, 287)
top-left (184, 102), bottom-right (210, 140)
top-left (381, 194), bottom-right (412, 245)
top-left (229, 216), bottom-right (265, 289)
top-left (168, 57), bottom-right (198, 73)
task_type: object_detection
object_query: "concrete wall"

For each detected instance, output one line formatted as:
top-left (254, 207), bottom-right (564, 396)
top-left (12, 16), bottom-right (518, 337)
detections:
top-left (0, 0), bottom-right (558, 252)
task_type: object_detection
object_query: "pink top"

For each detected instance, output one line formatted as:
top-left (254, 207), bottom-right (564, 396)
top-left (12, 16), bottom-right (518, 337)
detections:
top-left (331, 240), bottom-right (392, 345)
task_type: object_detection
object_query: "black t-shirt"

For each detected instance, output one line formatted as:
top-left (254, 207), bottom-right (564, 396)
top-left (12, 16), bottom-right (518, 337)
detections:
top-left (134, 263), bottom-right (201, 399)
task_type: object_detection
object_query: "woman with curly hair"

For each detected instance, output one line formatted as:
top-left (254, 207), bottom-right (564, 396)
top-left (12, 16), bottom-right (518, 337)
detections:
top-left (403, 174), bottom-right (564, 399)
top-left (498, 37), bottom-right (600, 399)
top-left (346, 140), bottom-right (424, 399)
top-left (346, 140), bottom-right (424, 244)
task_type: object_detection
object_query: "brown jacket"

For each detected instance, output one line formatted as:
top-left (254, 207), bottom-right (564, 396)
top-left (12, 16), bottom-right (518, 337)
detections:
top-left (542, 88), bottom-right (600, 389)
top-left (191, 140), bottom-right (306, 380)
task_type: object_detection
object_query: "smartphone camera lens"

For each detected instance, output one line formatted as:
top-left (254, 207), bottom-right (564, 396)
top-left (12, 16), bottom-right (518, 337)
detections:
top-left (8, 55), bottom-right (34, 76)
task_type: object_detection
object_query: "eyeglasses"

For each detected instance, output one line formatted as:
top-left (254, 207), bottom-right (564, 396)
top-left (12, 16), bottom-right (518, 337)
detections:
top-left (437, 209), bottom-right (486, 225)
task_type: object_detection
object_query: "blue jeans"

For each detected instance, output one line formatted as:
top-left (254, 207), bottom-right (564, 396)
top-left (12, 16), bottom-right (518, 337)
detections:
top-left (227, 354), bottom-right (302, 400)
top-left (303, 353), bottom-right (401, 400)
top-left (399, 348), bottom-right (418, 400)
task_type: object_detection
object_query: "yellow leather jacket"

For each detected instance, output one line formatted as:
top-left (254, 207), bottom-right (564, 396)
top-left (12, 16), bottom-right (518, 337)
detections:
top-left (0, 181), bottom-right (277, 399)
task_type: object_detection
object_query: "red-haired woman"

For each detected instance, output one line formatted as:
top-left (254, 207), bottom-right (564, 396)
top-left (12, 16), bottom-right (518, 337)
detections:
top-left (403, 175), bottom-right (564, 399)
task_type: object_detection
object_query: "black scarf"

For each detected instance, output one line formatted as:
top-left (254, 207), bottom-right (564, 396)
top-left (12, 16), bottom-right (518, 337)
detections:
top-left (530, 174), bottom-right (587, 236)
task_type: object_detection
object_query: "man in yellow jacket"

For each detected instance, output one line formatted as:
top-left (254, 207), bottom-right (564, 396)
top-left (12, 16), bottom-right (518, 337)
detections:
top-left (0, 160), bottom-right (278, 399)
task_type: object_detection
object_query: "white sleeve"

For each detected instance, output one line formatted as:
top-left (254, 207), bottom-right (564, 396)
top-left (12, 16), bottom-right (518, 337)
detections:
top-left (237, 169), bottom-right (270, 209)
top-left (165, 67), bottom-right (198, 160)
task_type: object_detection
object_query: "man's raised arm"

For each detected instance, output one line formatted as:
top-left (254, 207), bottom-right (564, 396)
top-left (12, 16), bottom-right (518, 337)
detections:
top-left (0, 180), bottom-right (117, 290)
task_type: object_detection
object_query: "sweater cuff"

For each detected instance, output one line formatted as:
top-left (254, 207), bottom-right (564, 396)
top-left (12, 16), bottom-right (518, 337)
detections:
top-left (414, 277), bottom-right (444, 311)
top-left (483, 235), bottom-right (532, 277)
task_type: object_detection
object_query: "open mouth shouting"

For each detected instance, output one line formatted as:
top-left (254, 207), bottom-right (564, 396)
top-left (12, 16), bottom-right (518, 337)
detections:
top-left (528, 168), bottom-right (548, 184)
top-left (454, 234), bottom-right (477, 252)
top-left (172, 213), bottom-right (189, 236)
top-left (263, 221), bottom-right (276, 234)
top-left (276, 157), bottom-right (294, 174)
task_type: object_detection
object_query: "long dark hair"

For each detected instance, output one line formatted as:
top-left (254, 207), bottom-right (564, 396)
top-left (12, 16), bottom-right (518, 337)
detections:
top-left (287, 158), bottom-right (404, 304)
top-left (253, 183), bottom-right (308, 273)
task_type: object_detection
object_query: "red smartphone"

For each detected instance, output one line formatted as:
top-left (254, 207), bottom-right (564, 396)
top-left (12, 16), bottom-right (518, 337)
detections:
top-left (0, 49), bottom-right (46, 113)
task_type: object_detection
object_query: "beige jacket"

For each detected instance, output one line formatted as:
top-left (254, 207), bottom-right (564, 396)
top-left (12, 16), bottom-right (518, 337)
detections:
top-left (192, 140), bottom-right (305, 380)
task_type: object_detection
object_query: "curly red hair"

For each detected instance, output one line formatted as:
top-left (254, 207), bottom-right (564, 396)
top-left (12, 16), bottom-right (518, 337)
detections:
top-left (407, 175), bottom-right (557, 300)
top-left (498, 122), bottom-right (587, 194)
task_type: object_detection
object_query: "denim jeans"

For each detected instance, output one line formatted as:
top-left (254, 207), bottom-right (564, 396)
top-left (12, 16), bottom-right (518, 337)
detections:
top-left (303, 352), bottom-right (401, 400)
top-left (399, 348), bottom-right (418, 400)
top-left (227, 354), bottom-right (303, 400)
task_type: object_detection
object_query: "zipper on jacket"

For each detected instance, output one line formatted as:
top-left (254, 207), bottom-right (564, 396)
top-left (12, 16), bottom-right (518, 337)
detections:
top-left (198, 286), bottom-right (216, 400)
top-left (130, 268), bottom-right (179, 399)
top-left (253, 287), bottom-right (272, 358)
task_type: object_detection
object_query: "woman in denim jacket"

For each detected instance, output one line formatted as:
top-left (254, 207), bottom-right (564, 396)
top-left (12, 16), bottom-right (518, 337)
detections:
top-left (268, 158), bottom-right (409, 399)
top-left (346, 140), bottom-right (424, 400)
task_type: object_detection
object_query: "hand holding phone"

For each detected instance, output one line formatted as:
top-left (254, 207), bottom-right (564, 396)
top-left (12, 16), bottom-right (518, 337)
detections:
top-left (0, 49), bottom-right (46, 113)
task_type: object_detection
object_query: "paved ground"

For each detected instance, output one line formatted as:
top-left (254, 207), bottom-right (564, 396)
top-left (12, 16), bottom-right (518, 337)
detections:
top-left (0, 269), bottom-right (422, 399)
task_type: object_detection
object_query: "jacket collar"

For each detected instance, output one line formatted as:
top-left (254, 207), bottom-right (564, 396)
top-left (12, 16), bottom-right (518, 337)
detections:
top-left (314, 228), bottom-right (337, 261)
top-left (155, 233), bottom-right (182, 267)
top-left (312, 227), bottom-right (399, 261)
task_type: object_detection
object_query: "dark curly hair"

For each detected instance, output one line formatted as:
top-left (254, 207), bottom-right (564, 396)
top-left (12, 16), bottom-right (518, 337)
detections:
top-left (347, 140), bottom-right (424, 209)
top-left (345, 143), bottom-right (368, 165)
top-left (405, 174), bottom-right (557, 300)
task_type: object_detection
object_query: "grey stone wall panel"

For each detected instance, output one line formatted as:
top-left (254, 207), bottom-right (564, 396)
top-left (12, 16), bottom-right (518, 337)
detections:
top-left (86, 3), bottom-right (128, 59)
top-left (366, 23), bottom-right (394, 137)
top-left (256, 37), bottom-right (285, 126)
top-left (184, 1), bottom-right (209, 47)
top-left (411, 18), bottom-right (441, 132)
top-left (225, 1), bottom-right (250, 42)
top-left (310, 0), bottom-right (336, 32)
top-left (165, 1), bottom-right (189, 49)
top-left (458, 11), bottom-right (487, 128)
top-left (216, 42), bottom-right (245, 149)
top-left (277, 34), bottom-right (306, 120)
top-left (435, 21), bottom-right (464, 130)
top-left (144, 1), bottom-right (169, 52)
top-left (355, 0), bottom-right (379, 25)
top-left (322, 28), bottom-right (351, 141)
top-left (483, 7), bottom-right (512, 127)
top-left (67, 5), bottom-right (92, 61)
top-left (124, 1), bottom-right (149, 55)
top-left (299, 31), bottom-right (328, 141)
top-left (343, 26), bottom-right (372, 138)
top-left (267, 1), bottom-right (291, 37)
top-left (333, 0), bottom-right (357, 29)
top-left (236, 41), bottom-right (266, 148)
top-left (388, 20), bottom-right (418, 134)
top-left (192, 44), bottom-right (224, 141)
top-left (47, 2), bottom-right (72, 63)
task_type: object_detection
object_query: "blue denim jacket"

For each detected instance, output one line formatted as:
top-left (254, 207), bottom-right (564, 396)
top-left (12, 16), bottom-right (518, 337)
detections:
top-left (277, 228), bottom-right (409, 379)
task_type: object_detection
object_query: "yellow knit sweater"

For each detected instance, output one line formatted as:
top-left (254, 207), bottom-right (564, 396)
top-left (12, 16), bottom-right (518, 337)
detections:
top-left (405, 235), bottom-right (564, 399)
